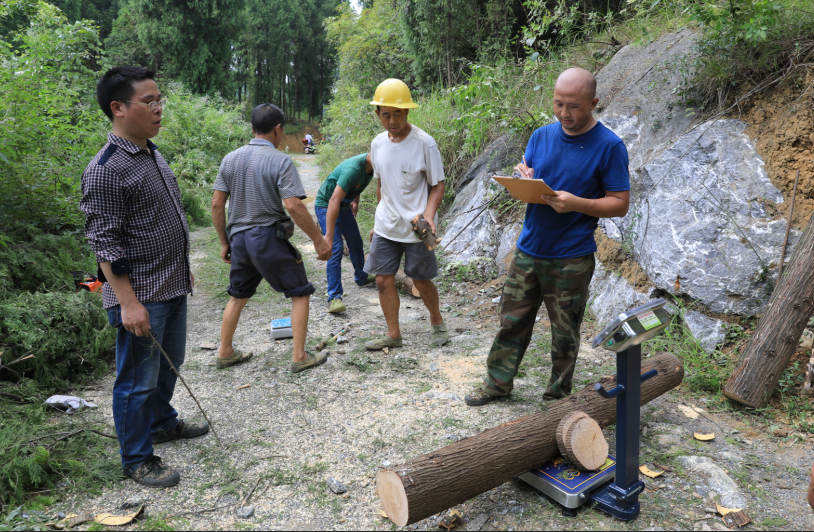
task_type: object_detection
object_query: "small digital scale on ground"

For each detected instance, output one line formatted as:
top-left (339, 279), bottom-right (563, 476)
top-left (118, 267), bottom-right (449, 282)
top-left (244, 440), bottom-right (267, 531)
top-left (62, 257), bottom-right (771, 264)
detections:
top-left (270, 318), bottom-right (293, 339)
top-left (519, 299), bottom-right (671, 521)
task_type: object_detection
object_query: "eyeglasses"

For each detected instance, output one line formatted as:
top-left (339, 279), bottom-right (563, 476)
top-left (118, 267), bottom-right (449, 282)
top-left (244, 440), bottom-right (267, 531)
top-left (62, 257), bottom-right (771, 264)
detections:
top-left (118, 99), bottom-right (167, 111)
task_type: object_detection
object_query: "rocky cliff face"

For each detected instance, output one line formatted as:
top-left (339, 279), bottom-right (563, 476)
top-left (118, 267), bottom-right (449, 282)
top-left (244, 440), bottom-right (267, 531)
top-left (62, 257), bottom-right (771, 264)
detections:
top-left (440, 29), bottom-right (799, 352)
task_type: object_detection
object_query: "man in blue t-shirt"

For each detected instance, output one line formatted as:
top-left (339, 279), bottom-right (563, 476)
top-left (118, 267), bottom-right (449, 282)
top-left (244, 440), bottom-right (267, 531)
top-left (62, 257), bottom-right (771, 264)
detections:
top-left (466, 67), bottom-right (631, 407)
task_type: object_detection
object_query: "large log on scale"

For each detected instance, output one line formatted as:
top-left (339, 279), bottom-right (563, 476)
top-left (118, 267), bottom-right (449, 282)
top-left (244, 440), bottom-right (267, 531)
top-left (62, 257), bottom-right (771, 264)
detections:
top-left (724, 210), bottom-right (814, 408)
top-left (377, 352), bottom-right (684, 526)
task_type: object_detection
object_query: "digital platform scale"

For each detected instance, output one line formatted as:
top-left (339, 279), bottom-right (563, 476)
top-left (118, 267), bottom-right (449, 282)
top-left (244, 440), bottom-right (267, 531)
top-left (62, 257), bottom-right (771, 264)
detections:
top-left (270, 318), bottom-right (293, 339)
top-left (519, 299), bottom-right (671, 521)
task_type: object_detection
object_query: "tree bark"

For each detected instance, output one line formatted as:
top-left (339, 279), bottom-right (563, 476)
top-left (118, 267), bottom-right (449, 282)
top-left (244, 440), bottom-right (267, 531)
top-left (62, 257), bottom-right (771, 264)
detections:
top-left (724, 209), bottom-right (814, 408)
top-left (377, 352), bottom-right (684, 526)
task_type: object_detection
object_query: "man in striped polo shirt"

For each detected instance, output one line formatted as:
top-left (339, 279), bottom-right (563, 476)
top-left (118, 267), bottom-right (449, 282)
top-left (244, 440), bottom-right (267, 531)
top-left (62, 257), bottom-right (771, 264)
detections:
top-left (211, 104), bottom-right (332, 373)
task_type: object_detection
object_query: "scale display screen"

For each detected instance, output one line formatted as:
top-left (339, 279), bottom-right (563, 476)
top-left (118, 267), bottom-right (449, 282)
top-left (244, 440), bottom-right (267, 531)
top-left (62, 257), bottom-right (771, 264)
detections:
top-left (527, 455), bottom-right (616, 494)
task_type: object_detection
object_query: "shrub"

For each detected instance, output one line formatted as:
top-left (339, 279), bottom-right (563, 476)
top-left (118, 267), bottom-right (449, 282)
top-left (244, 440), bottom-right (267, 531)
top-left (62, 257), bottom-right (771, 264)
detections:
top-left (0, 289), bottom-right (115, 390)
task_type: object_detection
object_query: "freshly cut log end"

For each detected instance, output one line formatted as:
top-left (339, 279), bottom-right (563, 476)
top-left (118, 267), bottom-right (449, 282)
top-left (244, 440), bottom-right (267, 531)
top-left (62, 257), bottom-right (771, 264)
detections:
top-left (377, 470), bottom-right (409, 527)
top-left (564, 417), bottom-right (609, 471)
top-left (556, 411), bottom-right (587, 458)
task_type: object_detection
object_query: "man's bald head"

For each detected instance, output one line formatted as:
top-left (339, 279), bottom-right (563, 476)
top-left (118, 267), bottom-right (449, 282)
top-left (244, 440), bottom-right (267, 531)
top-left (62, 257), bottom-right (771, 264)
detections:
top-left (555, 68), bottom-right (597, 100)
top-left (552, 67), bottom-right (599, 135)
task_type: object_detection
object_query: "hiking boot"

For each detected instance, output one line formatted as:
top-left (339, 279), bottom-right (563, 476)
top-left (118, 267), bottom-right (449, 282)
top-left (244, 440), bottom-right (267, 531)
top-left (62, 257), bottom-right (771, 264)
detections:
top-left (328, 298), bottom-right (347, 314)
top-left (290, 351), bottom-right (328, 373)
top-left (364, 335), bottom-right (403, 350)
top-left (464, 387), bottom-right (505, 407)
top-left (215, 349), bottom-right (253, 369)
top-left (153, 419), bottom-right (210, 444)
top-left (358, 275), bottom-right (376, 287)
top-left (430, 323), bottom-right (449, 346)
top-left (128, 455), bottom-right (180, 488)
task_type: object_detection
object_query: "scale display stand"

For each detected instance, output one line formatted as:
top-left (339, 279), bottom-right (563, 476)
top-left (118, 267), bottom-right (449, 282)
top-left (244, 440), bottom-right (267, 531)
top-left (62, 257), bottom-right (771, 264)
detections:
top-left (519, 299), bottom-right (671, 521)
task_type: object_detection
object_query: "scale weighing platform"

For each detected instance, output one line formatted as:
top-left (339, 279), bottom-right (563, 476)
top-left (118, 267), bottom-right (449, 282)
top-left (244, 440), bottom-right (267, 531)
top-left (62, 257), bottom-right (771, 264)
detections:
top-left (519, 299), bottom-right (672, 521)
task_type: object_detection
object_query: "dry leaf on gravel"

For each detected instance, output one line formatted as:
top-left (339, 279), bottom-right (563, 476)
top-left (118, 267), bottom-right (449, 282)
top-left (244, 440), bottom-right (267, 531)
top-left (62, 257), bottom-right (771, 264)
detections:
top-left (237, 384), bottom-right (251, 390)
top-left (639, 465), bottom-right (664, 478)
top-left (694, 432), bottom-right (715, 441)
top-left (95, 506), bottom-right (144, 526)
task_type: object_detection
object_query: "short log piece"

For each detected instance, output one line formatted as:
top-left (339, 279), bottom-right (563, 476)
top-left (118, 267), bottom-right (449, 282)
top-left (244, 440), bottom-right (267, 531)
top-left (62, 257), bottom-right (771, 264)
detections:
top-left (562, 416), bottom-right (608, 471)
top-left (377, 352), bottom-right (684, 526)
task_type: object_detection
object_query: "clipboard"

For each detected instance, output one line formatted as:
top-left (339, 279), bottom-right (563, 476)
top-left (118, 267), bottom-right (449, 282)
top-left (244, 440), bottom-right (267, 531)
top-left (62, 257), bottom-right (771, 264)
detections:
top-left (492, 176), bottom-right (556, 204)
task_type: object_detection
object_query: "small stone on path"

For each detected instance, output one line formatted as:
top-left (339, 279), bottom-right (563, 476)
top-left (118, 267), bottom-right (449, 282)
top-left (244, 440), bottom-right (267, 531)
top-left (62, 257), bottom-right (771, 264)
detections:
top-left (327, 477), bottom-right (348, 494)
top-left (200, 342), bottom-right (217, 350)
top-left (118, 498), bottom-right (144, 510)
top-left (235, 506), bottom-right (254, 519)
top-left (336, 335), bottom-right (349, 344)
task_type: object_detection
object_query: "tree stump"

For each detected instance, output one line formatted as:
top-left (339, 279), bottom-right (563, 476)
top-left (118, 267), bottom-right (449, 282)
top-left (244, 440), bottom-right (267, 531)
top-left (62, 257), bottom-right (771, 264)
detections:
top-left (724, 208), bottom-right (814, 408)
top-left (376, 352), bottom-right (684, 526)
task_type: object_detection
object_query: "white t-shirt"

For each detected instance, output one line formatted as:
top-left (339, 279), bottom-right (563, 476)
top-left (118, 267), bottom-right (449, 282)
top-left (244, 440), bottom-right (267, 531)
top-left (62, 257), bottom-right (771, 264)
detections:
top-left (370, 125), bottom-right (445, 242)
top-left (305, 134), bottom-right (313, 141)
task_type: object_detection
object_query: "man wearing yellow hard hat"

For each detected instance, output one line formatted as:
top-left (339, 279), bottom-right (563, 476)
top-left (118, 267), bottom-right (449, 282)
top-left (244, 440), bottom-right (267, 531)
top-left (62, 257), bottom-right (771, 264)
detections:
top-left (362, 79), bottom-right (449, 350)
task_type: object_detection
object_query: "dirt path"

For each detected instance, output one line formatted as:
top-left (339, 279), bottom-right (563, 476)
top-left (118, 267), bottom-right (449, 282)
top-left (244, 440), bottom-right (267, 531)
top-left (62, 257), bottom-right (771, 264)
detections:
top-left (61, 157), bottom-right (814, 531)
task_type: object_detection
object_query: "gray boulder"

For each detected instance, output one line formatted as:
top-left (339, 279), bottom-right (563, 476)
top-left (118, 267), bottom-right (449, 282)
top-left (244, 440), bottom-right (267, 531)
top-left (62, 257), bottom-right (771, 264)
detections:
top-left (454, 134), bottom-right (522, 192)
top-left (441, 135), bottom-right (523, 267)
top-left (588, 260), bottom-right (648, 326)
top-left (442, 178), bottom-right (499, 265)
top-left (677, 456), bottom-right (748, 509)
top-left (619, 119), bottom-right (796, 315)
top-left (683, 311), bottom-right (726, 352)
top-left (595, 29), bottom-right (798, 316)
top-left (496, 222), bottom-right (522, 275)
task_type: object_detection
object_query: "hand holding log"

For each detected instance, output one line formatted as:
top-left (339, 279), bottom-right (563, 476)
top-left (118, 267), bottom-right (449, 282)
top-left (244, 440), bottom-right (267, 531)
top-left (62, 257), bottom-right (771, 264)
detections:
top-left (410, 214), bottom-right (441, 251)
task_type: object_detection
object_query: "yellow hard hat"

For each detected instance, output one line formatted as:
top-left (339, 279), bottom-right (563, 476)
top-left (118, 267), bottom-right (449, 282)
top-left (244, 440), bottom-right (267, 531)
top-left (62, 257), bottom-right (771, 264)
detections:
top-left (369, 78), bottom-right (419, 109)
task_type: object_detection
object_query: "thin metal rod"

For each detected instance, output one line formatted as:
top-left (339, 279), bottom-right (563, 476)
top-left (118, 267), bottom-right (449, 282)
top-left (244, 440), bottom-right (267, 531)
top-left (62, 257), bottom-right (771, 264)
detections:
top-left (778, 169), bottom-right (800, 281)
top-left (149, 332), bottom-right (225, 451)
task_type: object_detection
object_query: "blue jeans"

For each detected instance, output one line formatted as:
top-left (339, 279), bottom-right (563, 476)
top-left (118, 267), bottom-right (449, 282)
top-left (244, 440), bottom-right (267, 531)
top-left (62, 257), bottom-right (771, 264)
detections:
top-left (107, 295), bottom-right (187, 475)
top-left (315, 206), bottom-right (368, 301)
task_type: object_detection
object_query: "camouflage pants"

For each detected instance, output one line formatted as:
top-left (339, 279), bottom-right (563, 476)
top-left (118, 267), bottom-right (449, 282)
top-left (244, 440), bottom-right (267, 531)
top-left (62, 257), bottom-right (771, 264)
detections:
top-left (482, 250), bottom-right (595, 400)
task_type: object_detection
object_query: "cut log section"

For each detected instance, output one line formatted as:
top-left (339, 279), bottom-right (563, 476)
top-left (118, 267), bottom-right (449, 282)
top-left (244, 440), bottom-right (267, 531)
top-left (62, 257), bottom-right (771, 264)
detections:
top-left (724, 207), bottom-right (814, 408)
top-left (395, 269), bottom-right (421, 298)
top-left (562, 416), bottom-right (608, 471)
top-left (410, 214), bottom-right (442, 251)
top-left (376, 352), bottom-right (684, 526)
top-left (556, 411), bottom-right (587, 459)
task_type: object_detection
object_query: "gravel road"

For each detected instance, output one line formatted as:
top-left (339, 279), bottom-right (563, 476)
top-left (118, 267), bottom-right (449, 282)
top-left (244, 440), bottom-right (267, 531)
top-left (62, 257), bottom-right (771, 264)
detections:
top-left (60, 155), bottom-right (814, 531)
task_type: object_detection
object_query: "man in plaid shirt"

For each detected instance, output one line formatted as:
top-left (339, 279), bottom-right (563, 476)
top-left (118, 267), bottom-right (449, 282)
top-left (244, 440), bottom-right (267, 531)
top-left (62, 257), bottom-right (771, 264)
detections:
top-left (80, 67), bottom-right (208, 488)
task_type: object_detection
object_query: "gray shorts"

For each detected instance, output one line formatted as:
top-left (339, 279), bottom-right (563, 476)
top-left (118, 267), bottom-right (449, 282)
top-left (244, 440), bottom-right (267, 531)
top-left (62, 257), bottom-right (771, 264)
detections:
top-left (364, 234), bottom-right (438, 280)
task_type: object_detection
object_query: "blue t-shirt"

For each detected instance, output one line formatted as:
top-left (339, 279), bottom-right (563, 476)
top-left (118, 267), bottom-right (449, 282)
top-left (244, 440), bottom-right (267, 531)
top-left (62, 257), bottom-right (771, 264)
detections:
top-left (516, 121), bottom-right (630, 259)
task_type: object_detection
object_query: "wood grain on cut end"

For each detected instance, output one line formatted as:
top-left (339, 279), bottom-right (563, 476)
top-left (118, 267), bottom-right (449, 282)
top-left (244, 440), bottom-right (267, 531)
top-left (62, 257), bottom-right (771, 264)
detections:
top-left (556, 411), bottom-right (587, 458)
top-left (564, 417), bottom-right (608, 470)
top-left (376, 470), bottom-right (409, 527)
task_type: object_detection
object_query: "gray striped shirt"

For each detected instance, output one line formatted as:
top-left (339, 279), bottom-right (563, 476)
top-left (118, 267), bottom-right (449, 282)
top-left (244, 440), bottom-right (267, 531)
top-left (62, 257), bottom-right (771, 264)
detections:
top-left (214, 139), bottom-right (305, 238)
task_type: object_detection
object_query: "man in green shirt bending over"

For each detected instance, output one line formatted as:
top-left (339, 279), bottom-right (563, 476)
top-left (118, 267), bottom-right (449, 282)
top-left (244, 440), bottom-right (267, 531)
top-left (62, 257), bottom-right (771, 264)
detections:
top-left (314, 153), bottom-right (376, 313)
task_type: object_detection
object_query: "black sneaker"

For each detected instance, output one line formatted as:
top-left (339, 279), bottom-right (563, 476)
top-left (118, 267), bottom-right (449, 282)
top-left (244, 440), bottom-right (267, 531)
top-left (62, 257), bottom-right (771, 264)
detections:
top-left (153, 419), bottom-right (210, 444)
top-left (464, 387), bottom-right (506, 407)
top-left (128, 455), bottom-right (180, 488)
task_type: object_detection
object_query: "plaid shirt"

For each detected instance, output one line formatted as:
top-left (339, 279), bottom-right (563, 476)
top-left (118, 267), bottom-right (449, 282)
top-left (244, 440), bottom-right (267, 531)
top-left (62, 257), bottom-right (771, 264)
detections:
top-left (81, 133), bottom-right (191, 309)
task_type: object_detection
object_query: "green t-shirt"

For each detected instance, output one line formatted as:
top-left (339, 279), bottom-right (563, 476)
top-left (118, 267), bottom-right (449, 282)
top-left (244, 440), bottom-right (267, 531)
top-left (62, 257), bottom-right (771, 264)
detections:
top-left (314, 153), bottom-right (374, 209)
